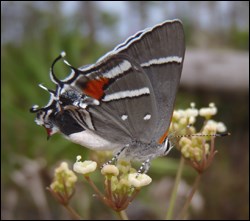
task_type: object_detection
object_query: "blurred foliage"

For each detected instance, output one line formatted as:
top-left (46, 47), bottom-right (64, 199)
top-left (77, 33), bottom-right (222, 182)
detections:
top-left (229, 28), bottom-right (249, 50)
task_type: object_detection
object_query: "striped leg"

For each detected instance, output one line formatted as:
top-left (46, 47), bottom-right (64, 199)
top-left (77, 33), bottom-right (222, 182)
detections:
top-left (136, 158), bottom-right (151, 177)
top-left (101, 146), bottom-right (126, 168)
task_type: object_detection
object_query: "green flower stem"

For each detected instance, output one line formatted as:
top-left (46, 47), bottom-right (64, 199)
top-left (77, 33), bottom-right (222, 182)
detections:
top-left (63, 204), bottom-right (82, 220)
top-left (129, 188), bottom-right (140, 203)
top-left (122, 188), bottom-right (140, 210)
top-left (106, 177), bottom-right (113, 200)
top-left (117, 210), bottom-right (129, 220)
top-left (84, 175), bottom-right (107, 205)
top-left (165, 156), bottom-right (185, 220)
top-left (47, 187), bottom-right (82, 219)
top-left (178, 173), bottom-right (201, 219)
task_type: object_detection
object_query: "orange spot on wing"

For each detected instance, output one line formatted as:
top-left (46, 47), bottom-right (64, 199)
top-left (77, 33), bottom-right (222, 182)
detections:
top-left (158, 115), bottom-right (173, 144)
top-left (158, 129), bottom-right (169, 144)
top-left (83, 77), bottom-right (109, 100)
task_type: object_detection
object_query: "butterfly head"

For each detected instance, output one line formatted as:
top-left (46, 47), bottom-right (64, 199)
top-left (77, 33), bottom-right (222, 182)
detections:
top-left (30, 52), bottom-right (70, 139)
top-left (30, 85), bottom-right (60, 139)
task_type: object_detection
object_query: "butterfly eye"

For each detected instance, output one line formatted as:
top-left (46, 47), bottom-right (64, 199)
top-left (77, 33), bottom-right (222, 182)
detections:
top-left (59, 89), bottom-right (82, 106)
top-left (37, 109), bottom-right (44, 117)
top-left (43, 122), bottom-right (52, 128)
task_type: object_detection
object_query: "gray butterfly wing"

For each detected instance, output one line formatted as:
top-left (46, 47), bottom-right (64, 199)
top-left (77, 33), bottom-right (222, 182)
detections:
top-left (79, 56), bottom-right (158, 144)
top-left (58, 20), bottom-right (184, 146)
top-left (109, 20), bottom-right (185, 143)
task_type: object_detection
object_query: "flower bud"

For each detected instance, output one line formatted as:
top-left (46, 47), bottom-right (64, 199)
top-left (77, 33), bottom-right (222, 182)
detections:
top-left (128, 173), bottom-right (152, 188)
top-left (73, 156), bottom-right (97, 175)
top-left (101, 165), bottom-right (119, 176)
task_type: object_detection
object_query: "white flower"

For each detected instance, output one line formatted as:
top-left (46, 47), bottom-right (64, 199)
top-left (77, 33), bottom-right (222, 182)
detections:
top-left (179, 117), bottom-right (188, 125)
top-left (199, 103), bottom-right (218, 118)
top-left (128, 173), bottom-right (152, 188)
top-left (210, 106), bottom-right (217, 115)
top-left (203, 120), bottom-right (227, 134)
top-left (199, 106), bottom-right (217, 117)
top-left (216, 122), bottom-right (227, 132)
top-left (73, 156), bottom-right (97, 175)
top-left (101, 165), bottom-right (119, 176)
top-left (209, 102), bottom-right (215, 108)
top-left (202, 120), bottom-right (218, 134)
top-left (190, 102), bottom-right (196, 108)
top-left (50, 161), bottom-right (77, 192)
top-left (178, 110), bottom-right (187, 118)
top-left (173, 110), bottom-right (181, 120)
top-left (179, 137), bottom-right (192, 146)
top-left (55, 162), bottom-right (69, 173)
top-left (186, 108), bottom-right (199, 118)
top-left (189, 116), bottom-right (196, 124)
top-left (173, 110), bottom-right (186, 120)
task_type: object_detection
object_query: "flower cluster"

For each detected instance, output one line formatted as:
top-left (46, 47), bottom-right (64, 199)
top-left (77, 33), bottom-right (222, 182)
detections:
top-left (48, 162), bottom-right (77, 205)
top-left (178, 136), bottom-right (210, 161)
top-left (72, 157), bottom-right (152, 211)
top-left (50, 162), bottom-right (77, 193)
top-left (170, 102), bottom-right (228, 173)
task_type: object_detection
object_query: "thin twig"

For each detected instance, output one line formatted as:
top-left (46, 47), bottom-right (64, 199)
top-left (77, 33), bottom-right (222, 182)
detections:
top-left (116, 210), bottom-right (129, 220)
top-left (178, 174), bottom-right (201, 219)
top-left (84, 175), bottom-right (107, 205)
top-left (121, 188), bottom-right (140, 211)
top-left (165, 156), bottom-right (185, 220)
top-left (63, 204), bottom-right (82, 220)
top-left (107, 178), bottom-right (113, 200)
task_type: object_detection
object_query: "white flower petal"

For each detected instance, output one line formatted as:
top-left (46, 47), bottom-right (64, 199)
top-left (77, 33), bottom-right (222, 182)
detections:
top-left (216, 122), bottom-right (227, 132)
top-left (101, 165), bottom-right (119, 176)
top-left (73, 160), bottom-right (97, 175)
top-left (190, 102), bottom-right (196, 108)
top-left (128, 173), bottom-right (152, 188)
top-left (186, 108), bottom-right (198, 117)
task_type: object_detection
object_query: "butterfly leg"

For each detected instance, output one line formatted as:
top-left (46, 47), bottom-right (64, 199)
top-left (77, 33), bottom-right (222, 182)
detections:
top-left (136, 158), bottom-right (151, 177)
top-left (101, 146), bottom-right (126, 168)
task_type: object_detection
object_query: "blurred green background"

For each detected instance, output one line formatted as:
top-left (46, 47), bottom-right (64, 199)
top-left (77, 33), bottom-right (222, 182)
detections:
top-left (1, 1), bottom-right (249, 220)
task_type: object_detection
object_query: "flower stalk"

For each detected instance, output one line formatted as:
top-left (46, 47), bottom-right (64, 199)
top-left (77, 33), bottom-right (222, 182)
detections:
top-left (178, 174), bottom-right (201, 219)
top-left (166, 156), bottom-right (185, 220)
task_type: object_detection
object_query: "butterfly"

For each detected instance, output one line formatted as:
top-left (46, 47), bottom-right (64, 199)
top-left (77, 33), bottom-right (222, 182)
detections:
top-left (30, 19), bottom-right (185, 173)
